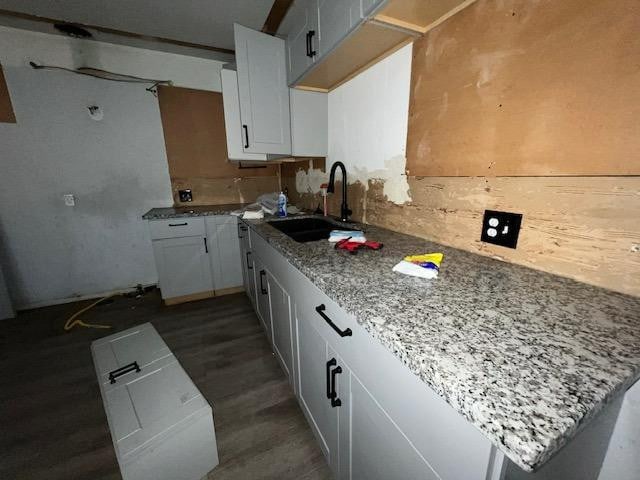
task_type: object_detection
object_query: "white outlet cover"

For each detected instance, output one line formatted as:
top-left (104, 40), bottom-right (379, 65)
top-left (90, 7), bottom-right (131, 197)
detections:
top-left (63, 194), bottom-right (75, 206)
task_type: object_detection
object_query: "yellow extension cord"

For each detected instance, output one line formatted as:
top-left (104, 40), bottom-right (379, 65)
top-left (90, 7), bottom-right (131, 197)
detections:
top-left (63, 294), bottom-right (118, 331)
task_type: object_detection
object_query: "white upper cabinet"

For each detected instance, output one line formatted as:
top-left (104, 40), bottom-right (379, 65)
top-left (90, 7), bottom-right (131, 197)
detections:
top-left (220, 68), bottom-right (268, 161)
top-left (290, 88), bottom-right (328, 157)
top-left (234, 23), bottom-right (292, 155)
top-left (282, 0), bottom-right (320, 84)
top-left (317, 0), bottom-right (360, 57)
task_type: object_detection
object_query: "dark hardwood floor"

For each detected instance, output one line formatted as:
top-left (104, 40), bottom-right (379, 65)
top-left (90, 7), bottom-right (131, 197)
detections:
top-left (0, 291), bottom-right (331, 480)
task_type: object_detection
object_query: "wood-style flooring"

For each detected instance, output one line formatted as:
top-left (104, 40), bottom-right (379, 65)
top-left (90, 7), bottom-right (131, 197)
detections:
top-left (0, 291), bottom-right (331, 480)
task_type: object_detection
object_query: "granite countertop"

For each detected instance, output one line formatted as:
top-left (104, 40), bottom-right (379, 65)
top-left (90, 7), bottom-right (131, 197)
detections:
top-left (243, 215), bottom-right (640, 472)
top-left (142, 204), bottom-right (249, 219)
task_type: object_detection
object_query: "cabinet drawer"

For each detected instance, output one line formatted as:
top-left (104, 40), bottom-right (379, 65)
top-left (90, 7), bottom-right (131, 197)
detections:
top-left (149, 217), bottom-right (205, 240)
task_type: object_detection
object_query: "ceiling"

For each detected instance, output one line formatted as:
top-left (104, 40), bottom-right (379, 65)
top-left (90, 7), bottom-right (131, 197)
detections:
top-left (0, 0), bottom-right (276, 53)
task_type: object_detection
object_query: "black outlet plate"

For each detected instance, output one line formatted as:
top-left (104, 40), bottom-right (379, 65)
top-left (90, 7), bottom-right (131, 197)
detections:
top-left (178, 189), bottom-right (193, 202)
top-left (480, 210), bottom-right (523, 249)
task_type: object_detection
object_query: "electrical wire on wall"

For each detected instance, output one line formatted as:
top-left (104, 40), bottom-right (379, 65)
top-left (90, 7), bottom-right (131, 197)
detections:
top-left (29, 62), bottom-right (173, 95)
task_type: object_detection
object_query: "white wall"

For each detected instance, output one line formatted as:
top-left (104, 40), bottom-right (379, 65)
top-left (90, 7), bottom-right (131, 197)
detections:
top-left (0, 26), bottom-right (226, 91)
top-left (327, 43), bottom-right (413, 204)
top-left (0, 27), bottom-right (226, 309)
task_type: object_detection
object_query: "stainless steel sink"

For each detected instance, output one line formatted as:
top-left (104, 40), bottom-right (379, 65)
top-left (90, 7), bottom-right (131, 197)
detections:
top-left (268, 217), bottom-right (350, 243)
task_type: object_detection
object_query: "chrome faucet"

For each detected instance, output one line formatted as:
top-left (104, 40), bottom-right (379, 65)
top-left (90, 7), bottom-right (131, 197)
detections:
top-left (327, 161), bottom-right (352, 222)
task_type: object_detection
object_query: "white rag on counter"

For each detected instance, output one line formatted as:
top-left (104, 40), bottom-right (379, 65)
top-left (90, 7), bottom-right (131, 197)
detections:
top-left (392, 260), bottom-right (439, 279)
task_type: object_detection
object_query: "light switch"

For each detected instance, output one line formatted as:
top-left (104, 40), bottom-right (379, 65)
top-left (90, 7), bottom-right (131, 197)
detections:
top-left (63, 194), bottom-right (75, 206)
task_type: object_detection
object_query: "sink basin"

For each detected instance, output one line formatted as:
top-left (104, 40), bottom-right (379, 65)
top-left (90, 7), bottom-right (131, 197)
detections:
top-left (268, 218), bottom-right (343, 243)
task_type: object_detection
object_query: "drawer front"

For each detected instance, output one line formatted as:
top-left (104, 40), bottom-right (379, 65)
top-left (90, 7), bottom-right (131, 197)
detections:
top-left (148, 217), bottom-right (205, 240)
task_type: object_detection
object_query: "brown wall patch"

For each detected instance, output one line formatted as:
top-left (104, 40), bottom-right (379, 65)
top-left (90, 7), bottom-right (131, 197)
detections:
top-left (0, 65), bottom-right (16, 123)
top-left (405, 0), bottom-right (640, 177)
top-left (157, 85), bottom-right (280, 205)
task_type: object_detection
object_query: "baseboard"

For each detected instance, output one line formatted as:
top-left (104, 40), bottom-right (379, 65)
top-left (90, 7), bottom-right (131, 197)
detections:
top-left (16, 283), bottom-right (158, 311)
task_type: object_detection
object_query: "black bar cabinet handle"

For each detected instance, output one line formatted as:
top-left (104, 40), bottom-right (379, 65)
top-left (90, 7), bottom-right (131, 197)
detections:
top-left (315, 304), bottom-right (352, 337)
top-left (259, 269), bottom-right (267, 294)
top-left (204, 237), bottom-right (208, 253)
top-left (307, 30), bottom-right (316, 57)
top-left (330, 364), bottom-right (342, 407)
top-left (243, 124), bottom-right (249, 148)
top-left (246, 251), bottom-right (253, 269)
top-left (108, 361), bottom-right (140, 384)
top-left (326, 358), bottom-right (336, 399)
top-left (168, 222), bottom-right (188, 227)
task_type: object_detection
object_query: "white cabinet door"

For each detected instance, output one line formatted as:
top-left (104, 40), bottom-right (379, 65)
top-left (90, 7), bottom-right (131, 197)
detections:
top-left (290, 88), bottom-right (328, 157)
top-left (234, 23), bottom-right (292, 155)
top-left (317, 0), bottom-right (360, 57)
top-left (0, 262), bottom-right (14, 320)
top-left (220, 69), bottom-right (268, 161)
top-left (152, 236), bottom-right (213, 300)
top-left (338, 367), bottom-right (440, 480)
top-left (205, 216), bottom-right (243, 291)
top-left (268, 273), bottom-right (293, 380)
top-left (296, 302), bottom-right (340, 474)
top-left (254, 257), bottom-right (272, 342)
top-left (285, 0), bottom-right (319, 83)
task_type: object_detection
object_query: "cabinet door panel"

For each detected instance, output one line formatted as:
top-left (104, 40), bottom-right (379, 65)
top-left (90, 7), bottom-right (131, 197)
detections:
top-left (268, 274), bottom-right (293, 379)
top-left (296, 303), bottom-right (339, 473)
top-left (206, 216), bottom-right (243, 291)
top-left (317, 0), bottom-right (359, 56)
top-left (153, 236), bottom-right (213, 300)
top-left (220, 69), bottom-right (268, 161)
top-left (234, 24), bottom-right (291, 155)
top-left (286, 0), bottom-right (318, 83)
top-left (253, 257), bottom-right (272, 341)
top-left (341, 371), bottom-right (440, 480)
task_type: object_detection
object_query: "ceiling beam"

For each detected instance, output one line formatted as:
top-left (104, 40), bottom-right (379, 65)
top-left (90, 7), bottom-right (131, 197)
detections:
top-left (262, 0), bottom-right (295, 35)
top-left (0, 8), bottom-right (235, 55)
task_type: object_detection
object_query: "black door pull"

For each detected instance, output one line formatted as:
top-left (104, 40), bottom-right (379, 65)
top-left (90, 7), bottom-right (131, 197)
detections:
top-left (315, 304), bottom-right (352, 337)
top-left (243, 124), bottom-right (249, 148)
top-left (259, 269), bottom-right (267, 295)
top-left (108, 362), bottom-right (141, 384)
top-left (168, 222), bottom-right (188, 227)
top-left (203, 237), bottom-right (208, 253)
top-left (326, 358), bottom-right (336, 399)
top-left (330, 363), bottom-right (342, 408)
top-left (305, 30), bottom-right (310, 57)
top-left (246, 251), bottom-right (253, 269)
top-left (306, 30), bottom-right (316, 58)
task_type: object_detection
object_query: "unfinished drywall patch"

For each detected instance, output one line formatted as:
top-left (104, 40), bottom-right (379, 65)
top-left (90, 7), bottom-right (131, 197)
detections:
top-left (327, 42), bottom-right (413, 205)
top-left (157, 85), bottom-right (280, 205)
top-left (406, 0), bottom-right (640, 176)
top-left (351, 155), bottom-right (411, 204)
top-left (295, 160), bottom-right (327, 195)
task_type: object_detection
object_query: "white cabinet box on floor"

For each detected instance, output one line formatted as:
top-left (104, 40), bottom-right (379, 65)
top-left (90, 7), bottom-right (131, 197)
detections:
top-left (91, 323), bottom-right (219, 480)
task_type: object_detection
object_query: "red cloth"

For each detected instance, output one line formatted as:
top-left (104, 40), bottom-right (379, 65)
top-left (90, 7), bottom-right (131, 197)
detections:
top-left (335, 239), bottom-right (383, 254)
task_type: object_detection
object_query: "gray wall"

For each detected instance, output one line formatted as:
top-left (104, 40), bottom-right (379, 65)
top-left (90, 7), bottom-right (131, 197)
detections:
top-left (0, 64), bottom-right (174, 309)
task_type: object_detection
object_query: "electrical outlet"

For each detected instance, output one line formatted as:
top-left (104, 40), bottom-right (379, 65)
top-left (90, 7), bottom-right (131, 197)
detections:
top-left (63, 194), bottom-right (75, 207)
top-left (481, 210), bottom-right (522, 249)
top-left (178, 189), bottom-right (193, 202)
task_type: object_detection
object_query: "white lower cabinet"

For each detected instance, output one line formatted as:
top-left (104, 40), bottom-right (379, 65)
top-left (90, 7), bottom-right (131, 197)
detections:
top-left (152, 235), bottom-right (213, 301)
top-left (338, 369), bottom-right (440, 480)
top-left (296, 305), bottom-right (340, 474)
top-left (244, 220), bottom-right (504, 480)
top-left (149, 216), bottom-right (244, 304)
top-left (205, 216), bottom-right (243, 292)
top-left (253, 256), bottom-right (272, 342)
top-left (92, 323), bottom-right (219, 480)
top-left (268, 272), bottom-right (294, 381)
